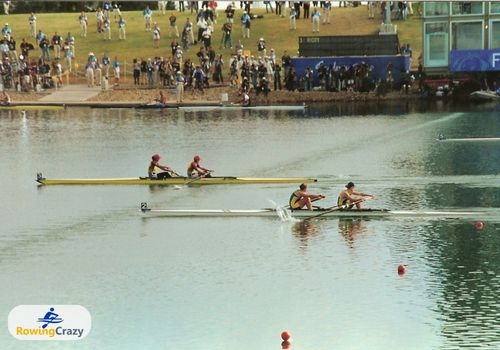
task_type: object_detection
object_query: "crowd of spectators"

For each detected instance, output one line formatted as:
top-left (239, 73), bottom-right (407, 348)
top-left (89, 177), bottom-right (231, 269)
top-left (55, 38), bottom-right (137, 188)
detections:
top-left (0, 1), bottom-right (416, 96)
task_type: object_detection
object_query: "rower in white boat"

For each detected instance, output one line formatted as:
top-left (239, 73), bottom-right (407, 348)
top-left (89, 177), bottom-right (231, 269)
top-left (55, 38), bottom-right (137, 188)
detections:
top-left (148, 154), bottom-right (178, 179)
top-left (289, 183), bottom-right (325, 210)
top-left (337, 182), bottom-right (374, 209)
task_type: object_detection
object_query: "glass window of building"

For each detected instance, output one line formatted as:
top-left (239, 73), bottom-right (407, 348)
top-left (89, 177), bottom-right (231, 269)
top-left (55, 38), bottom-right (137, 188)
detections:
top-left (491, 21), bottom-right (500, 48)
top-left (451, 22), bottom-right (483, 50)
top-left (451, 2), bottom-right (484, 15)
top-left (424, 22), bottom-right (449, 67)
top-left (424, 1), bottom-right (449, 17)
top-left (490, 2), bottom-right (500, 14)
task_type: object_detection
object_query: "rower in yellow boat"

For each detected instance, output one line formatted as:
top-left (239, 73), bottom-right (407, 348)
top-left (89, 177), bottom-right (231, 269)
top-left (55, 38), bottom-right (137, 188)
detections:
top-left (148, 154), bottom-right (178, 179)
top-left (289, 183), bottom-right (325, 210)
top-left (187, 155), bottom-right (212, 178)
top-left (337, 182), bottom-right (374, 209)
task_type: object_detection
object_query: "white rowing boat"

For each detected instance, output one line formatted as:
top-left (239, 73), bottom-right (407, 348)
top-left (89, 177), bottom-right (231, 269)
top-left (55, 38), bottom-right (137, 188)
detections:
top-left (470, 90), bottom-right (500, 102)
top-left (437, 137), bottom-right (500, 142)
top-left (140, 204), bottom-right (477, 218)
top-left (179, 105), bottom-right (306, 112)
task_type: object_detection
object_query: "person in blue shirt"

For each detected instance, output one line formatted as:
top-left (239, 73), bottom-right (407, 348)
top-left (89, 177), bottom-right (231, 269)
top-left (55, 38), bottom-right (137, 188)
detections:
top-left (112, 56), bottom-right (120, 85)
top-left (240, 11), bottom-right (251, 38)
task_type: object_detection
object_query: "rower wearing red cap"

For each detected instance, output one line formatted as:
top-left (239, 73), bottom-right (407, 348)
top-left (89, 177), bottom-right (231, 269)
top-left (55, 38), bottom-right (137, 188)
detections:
top-left (337, 182), bottom-right (374, 209)
top-left (148, 154), bottom-right (178, 179)
top-left (187, 155), bottom-right (212, 178)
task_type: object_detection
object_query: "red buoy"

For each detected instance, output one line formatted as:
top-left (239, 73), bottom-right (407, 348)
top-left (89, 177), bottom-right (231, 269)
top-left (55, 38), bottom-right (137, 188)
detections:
top-left (475, 221), bottom-right (484, 230)
top-left (398, 264), bottom-right (406, 275)
top-left (281, 330), bottom-right (291, 341)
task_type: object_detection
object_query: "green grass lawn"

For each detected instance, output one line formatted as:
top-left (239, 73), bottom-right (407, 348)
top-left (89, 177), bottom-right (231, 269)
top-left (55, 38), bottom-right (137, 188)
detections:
top-left (2, 5), bottom-right (422, 76)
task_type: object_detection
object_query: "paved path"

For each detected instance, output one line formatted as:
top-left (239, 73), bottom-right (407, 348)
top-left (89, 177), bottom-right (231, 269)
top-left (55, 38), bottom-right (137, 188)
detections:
top-left (38, 84), bottom-right (101, 103)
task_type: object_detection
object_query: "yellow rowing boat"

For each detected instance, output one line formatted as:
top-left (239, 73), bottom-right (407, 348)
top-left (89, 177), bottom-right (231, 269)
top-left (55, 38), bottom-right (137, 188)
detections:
top-left (36, 173), bottom-right (317, 186)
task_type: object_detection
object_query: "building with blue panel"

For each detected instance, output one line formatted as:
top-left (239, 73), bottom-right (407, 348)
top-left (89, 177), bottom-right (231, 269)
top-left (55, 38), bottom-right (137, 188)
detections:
top-left (423, 1), bottom-right (500, 73)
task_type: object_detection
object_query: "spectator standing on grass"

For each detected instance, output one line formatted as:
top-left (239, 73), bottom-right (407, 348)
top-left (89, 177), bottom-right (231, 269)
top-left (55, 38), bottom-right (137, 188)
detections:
top-left (102, 53), bottom-right (110, 77)
top-left (179, 1), bottom-right (186, 12)
top-left (323, 1), bottom-right (331, 24)
top-left (312, 7), bottom-right (321, 33)
top-left (2, 23), bottom-right (11, 40)
top-left (264, 1), bottom-right (273, 13)
top-left (274, 63), bottom-right (281, 90)
top-left (213, 54), bottom-right (223, 83)
top-left (202, 25), bottom-right (213, 50)
top-left (176, 70), bottom-right (185, 103)
top-left (102, 17), bottom-right (111, 40)
top-left (169, 13), bottom-right (179, 38)
top-left (65, 32), bottom-right (75, 58)
top-left (257, 37), bottom-right (266, 58)
top-left (197, 15), bottom-right (207, 43)
top-left (133, 58), bottom-right (140, 85)
top-left (293, 0), bottom-right (301, 19)
top-left (20, 38), bottom-right (31, 59)
top-left (290, 7), bottom-right (297, 30)
top-left (28, 13), bottom-right (37, 38)
top-left (367, 1), bottom-right (375, 19)
top-left (118, 15), bottom-right (126, 39)
top-left (35, 29), bottom-right (45, 57)
top-left (303, 1), bottom-right (310, 19)
top-left (63, 42), bottom-right (72, 72)
top-left (51, 32), bottom-right (62, 59)
top-left (112, 56), bottom-right (120, 86)
top-left (103, 1), bottom-right (112, 18)
top-left (190, 1), bottom-right (199, 14)
top-left (158, 1), bottom-right (167, 15)
top-left (144, 6), bottom-right (153, 31)
top-left (221, 22), bottom-right (232, 49)
top-left (85, 60), bottom-right (94, 87)
top-left (241, 11), bottom-right (251, 39)
top-left (209, 1), bottom-right (218, 23)
top-left (96, 8), bottom-right (104, 33)
top-left (153, 22), bottom-right (161, 48)
top-left (7, 36), bottom-right (16, 62)
top-left (40, 37), bottom-right (50, 61)
top-left (3, 1), bottom-right (10, 15)
top-left (225, 4), bottom-right (235, 23)
top-left (79, 12), bottom-right (88, 37)
top-left (184, 18), bottom-right (194, 45)
top-left (113, 4), bottom-right (121, 22)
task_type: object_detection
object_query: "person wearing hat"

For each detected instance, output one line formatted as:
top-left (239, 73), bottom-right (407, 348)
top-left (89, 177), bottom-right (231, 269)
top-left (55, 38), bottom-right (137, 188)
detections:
top-left (187, 155), bottom-right (212, 178)
top-left (148, 154), bottom-right (178, 179)
top-left (337, 182), bottom-right (374, 209)
top-left (289, 183), bottom-right (325, 210)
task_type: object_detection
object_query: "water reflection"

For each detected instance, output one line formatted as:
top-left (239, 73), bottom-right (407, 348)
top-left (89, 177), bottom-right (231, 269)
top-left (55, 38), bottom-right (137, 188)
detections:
top-left (292, 220), bottom-right (320, 248)
top-left (338, 218), bottom-right (368, 248)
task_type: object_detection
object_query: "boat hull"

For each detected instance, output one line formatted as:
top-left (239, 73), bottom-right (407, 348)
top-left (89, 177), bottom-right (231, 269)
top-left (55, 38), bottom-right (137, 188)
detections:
top-left (37, 176), bottom-right (317, 186)
top-left (141, 208), bottom-right (478, 218)
top-left (179, 105), bottom-right (305, 112)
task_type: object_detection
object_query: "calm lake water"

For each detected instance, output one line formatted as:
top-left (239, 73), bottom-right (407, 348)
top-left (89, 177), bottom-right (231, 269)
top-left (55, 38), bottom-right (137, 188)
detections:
top-left (0, 102), bottom-right (499, 349)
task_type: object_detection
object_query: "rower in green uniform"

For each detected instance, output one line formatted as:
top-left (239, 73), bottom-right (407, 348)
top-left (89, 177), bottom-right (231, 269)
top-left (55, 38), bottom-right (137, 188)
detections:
top-left (337, 182), bottom-right (374, 209)
top-left (289, 183), bottom-right (325, 210)
top-left (148, 153), bottom-right (178, 179)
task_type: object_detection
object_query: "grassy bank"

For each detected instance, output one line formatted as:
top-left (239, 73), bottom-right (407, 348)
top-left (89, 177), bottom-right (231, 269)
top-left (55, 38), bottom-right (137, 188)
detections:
top-left (3, 4), bottom-right (421, 77)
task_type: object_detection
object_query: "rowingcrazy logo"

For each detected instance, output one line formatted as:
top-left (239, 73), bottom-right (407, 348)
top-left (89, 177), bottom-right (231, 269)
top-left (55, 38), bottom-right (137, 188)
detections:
top-left (8, 305), bottom-right (91, 340)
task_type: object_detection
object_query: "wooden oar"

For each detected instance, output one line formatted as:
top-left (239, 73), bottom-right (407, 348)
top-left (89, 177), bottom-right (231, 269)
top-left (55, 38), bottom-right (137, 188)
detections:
top-left (303, 198), bottom-right (367, 221)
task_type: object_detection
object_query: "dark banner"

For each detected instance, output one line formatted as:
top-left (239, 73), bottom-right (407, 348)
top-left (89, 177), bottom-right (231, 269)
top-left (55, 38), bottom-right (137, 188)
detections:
top-left (450, 49), bottom-right (500, 72)
top-left (290, 55), bottom-right (410, 84)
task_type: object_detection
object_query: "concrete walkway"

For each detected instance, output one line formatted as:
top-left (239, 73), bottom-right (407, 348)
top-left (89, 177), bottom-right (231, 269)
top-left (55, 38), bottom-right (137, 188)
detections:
top-left (38, 84), bottom-right (101, 103)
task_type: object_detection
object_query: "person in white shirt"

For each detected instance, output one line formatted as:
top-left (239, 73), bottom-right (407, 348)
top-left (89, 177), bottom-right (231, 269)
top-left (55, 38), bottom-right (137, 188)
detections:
top-left (158, 1), bottom-right (167, 15)
top-left (28, 13), bottom-right (37, 38)
top-left (113, 4), bottom-right (121, 22)
top-left (311, 7), bottom-right (320, 33)
top-left (323, 1), bottom-right (332, 24)
top-left (184, 18), bottom-right (194, 44)
top-left (79, 12), bottom-right (88, 37)
top-left (152, 22), bottom-right (160, 48)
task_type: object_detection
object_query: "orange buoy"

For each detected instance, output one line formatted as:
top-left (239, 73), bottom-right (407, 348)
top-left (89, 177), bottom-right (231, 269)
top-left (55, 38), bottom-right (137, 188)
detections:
top-left (281, 330), bottom-right (291, 341)
top-left (475, 221), bottom-right (484, 230)
top-left (398, 264), bottom-right (406, 275)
